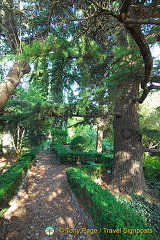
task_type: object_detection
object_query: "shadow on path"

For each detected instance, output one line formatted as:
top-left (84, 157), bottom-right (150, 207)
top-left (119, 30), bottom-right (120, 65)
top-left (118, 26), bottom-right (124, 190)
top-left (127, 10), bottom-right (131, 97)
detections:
top-left (0, 151), bottom-right (99, 240)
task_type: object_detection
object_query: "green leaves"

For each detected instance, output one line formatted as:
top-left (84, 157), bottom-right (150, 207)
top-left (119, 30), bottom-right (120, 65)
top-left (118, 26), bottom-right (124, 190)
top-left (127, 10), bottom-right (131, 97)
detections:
top-left (143, 155), bottom-right (160, 180)
top-left (0, 152), bottom-right (36, 210)
top-left (67, 166), bottom-right (156, 239)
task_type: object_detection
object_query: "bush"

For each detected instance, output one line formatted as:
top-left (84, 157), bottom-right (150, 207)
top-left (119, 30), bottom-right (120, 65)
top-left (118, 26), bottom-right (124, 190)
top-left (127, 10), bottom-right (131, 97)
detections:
top-left (66, 167), bottom-right (156, 240)
top-left (80, 164), bottom-right (108, 179)
top-left (143, 155), bottom-right (160, 180)
top-left (51, 145), bottom-right (113, 167)
top-left (0, 151), bottom-right (36, 210)
top-left (51, 145), bottom-right (77, 165)
top-left (70, 136), bottom-right (87, 152)
top-left (52, 129), bottom-right (68, 145)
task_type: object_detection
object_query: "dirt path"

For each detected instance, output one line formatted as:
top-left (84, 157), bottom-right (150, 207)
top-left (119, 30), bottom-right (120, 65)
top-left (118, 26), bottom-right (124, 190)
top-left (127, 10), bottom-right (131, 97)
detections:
top-left (0, 151), bottom-right (99, 240)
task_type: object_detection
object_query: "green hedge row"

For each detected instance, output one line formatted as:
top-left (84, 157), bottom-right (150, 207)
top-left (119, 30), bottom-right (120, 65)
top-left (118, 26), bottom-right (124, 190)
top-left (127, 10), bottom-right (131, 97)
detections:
top-left (80, 164), bottom-right (108, 179)
top-left (51, 145), bottom-right (113, 168)
top-left (66, 167), bottom-right (156, 240)
top-left (0, 151), bottom-right (36, 210)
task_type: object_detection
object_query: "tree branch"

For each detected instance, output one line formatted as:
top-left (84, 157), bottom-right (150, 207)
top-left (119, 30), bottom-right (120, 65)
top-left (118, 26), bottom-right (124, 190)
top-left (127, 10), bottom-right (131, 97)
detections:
top-left (148, 84), bottom-right (160, 91)
top-left (150, 75), bottom-right (160, 84)
top-left (120, 0), bottom-right (132, 17)
top-left (51, 111), bottom-right (122, 118)
top-left (137, 87), bottom-right (149, 104)
top-left (144, 148), bottom-right (160, 153)
top-left (135, 84), bottom-right (160, 103)
top-left (124, 18), bottom-right (160, 25)
top-left (47, 1), bottom-right (59, 33)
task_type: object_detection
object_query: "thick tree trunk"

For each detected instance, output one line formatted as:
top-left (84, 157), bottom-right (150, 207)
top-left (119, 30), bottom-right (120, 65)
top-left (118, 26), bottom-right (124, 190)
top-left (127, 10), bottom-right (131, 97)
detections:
top-left (110, 82), bottom-right (148, 193)
top-left (0, 61), bottom-right (30, 110)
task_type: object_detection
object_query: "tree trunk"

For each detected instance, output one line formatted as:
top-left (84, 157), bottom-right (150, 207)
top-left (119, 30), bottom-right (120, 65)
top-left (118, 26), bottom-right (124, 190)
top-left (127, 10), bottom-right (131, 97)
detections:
top-left (96, 118), bottom-right (104, 153)
top-left (0, 61), bottom-right (30, 110)
top-left (1, 131), bottom-right (16, 154)
top-left (0, 0), bottom-right (31, 110)
top-left (110, 82), bottom-right (148, 193)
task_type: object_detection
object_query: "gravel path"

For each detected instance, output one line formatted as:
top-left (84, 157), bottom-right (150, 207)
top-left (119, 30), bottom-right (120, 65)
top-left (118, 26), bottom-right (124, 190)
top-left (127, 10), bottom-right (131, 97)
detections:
top-left (0, 151), bottom-right (99, 240)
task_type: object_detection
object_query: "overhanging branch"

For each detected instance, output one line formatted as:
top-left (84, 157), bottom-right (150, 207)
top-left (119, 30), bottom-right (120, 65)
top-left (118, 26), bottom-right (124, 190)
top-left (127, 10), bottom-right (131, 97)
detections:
top-left (124, 19), bottom-right (160, 25)
top-left (51, 111), bottom-right (122, 118)
top-left (150, 75), bottom-right (160, 84)
top-left (135, 84), bottom-right (160, 103)
top-left (144, 148), bottom-right (160, 153)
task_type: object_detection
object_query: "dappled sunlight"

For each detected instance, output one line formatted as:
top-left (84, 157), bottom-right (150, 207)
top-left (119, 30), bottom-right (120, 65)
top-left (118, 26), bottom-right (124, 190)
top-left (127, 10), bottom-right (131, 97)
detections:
top-left (52, 173), bottom-right (65, 179)
top-left (47, 189), bottom-right (63, 201)
top-left (49, 191), bottom-right (57, 198)
top-left (66, 216), bottom-right (75, 228)
top-left (136, 190), bottom-right (143, 195)
top-left (3, 189), bottom-right (28, 220)
top-left (57, 216), bottom-right (66, 225)
top-left (5, 230), bottom-right (17, 238)
top-left (1, 152), bottom-right (99, 240)
top-left (67, 205), bottom-right (74, 211)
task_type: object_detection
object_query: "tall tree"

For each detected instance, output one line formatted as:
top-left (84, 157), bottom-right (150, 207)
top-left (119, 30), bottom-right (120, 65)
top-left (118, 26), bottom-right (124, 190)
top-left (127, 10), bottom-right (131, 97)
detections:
top-left (0, 0), bottom-right (30, 109)
top-left (49, 0), bottom-right (160, 193)
top-left (1, 0), bottom-right (160, 193)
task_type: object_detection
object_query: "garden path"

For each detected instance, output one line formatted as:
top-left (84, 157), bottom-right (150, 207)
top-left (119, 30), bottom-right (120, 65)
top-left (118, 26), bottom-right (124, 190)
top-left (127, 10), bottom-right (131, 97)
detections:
top-left (0, 151), bottom-right (99, 240)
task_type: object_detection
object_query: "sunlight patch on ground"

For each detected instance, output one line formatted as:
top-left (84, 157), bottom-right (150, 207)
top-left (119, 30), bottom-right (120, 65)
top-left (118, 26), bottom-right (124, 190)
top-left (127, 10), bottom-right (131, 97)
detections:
top-left (57, 216), bottom-right (65, 225)
top-left (66, 217), bottom-right (75, 228)
top-left (6, 230), bottom-right (17, 238)
top-left (67, 205), bottom-right (74, 211)
top-left (3, 189), bottom-right (28, 220)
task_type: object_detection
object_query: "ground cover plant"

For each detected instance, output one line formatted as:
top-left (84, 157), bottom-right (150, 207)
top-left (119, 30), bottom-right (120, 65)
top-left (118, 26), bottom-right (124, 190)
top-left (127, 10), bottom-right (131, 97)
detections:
top-left (66, 167), bottom-right (156, 240)
top-left (115, 193), bottom-right (160, 239)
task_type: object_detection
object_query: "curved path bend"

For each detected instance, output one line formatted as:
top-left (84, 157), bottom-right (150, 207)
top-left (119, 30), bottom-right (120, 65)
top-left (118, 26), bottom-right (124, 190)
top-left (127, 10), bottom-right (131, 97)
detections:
top-left (0, 151), bottom-right (99, 240)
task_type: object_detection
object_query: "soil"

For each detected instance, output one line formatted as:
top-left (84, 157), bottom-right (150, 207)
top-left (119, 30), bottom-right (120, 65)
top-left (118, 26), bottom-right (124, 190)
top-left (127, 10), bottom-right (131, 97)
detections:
top-left (0, 151), bottom-right (100, 240)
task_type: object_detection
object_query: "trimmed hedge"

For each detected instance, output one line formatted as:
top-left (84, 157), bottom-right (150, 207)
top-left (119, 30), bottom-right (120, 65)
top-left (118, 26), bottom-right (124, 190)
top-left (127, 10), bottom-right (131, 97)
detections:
top-left (51, 145), bottom-right (113, 168)
top-left (80, 164), bottom-right (108, 179)
top-left (66, 167), bottom-right (156, 240)
top-left (70, 136), bottom-right (87, 152)
top-left (0, 151), bottom-right (36, 210)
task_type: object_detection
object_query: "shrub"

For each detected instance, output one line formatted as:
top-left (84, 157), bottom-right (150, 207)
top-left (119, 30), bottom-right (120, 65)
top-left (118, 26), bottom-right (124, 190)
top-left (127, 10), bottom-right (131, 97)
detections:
top-left (70, 136), bottom-right (87, 152)
top-left (66, 167), bottom-right (156, 240)
top-left (51, 145), bottom-right (77, 165)
top-left (52, 129), bottom-right (68, 145)
top-left (143, 155), bottom-right (160, 180)
top-left (51, 144), bottom-right (113, 167)
top-left (80, 164), bottom-right (108, 179)
top-left (0, 151), bottom-right (36, 210)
